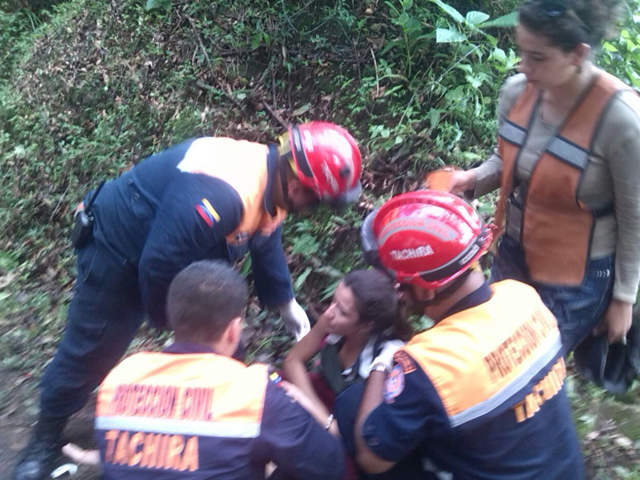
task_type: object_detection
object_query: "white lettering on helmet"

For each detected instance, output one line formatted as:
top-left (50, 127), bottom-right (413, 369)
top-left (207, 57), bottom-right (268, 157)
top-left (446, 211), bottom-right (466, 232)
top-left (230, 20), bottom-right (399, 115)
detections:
top-left (302, 130), bottom-right (315, 152)
top-left (322, 162), bottom-right (340, 195)
top-left (389, 245), bottom-right (434, 261)
top-left (459, 244), bottom-right (480, 265)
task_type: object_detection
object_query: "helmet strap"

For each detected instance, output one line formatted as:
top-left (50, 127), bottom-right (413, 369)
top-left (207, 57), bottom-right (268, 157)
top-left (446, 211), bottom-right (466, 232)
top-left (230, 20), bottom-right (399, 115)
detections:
top-left (277, 130), bottom-right (303, 211)
top-left (279, 154), bottom-right (300, 212)
top-left (433, 268), bottom-right (473, 300)
top-left (277, 131), bottom-right (291, 155)
top-left (409, 269), bottom-right (473, 310)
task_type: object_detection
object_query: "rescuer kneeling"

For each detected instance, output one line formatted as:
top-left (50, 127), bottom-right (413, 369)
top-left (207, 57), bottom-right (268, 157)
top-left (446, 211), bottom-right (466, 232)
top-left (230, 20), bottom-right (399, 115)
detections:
top-left (338, 190), bottom-right (585, 479)
top-left (94, 260), bottom-right (345, 480)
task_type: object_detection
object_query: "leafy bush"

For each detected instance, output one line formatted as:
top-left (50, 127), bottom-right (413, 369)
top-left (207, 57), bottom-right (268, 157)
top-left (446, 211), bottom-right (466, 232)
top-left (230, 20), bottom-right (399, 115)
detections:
top-left (357, 0), bottom-right (519, 171)
top-left (599, 0), bottom-right (640, 90)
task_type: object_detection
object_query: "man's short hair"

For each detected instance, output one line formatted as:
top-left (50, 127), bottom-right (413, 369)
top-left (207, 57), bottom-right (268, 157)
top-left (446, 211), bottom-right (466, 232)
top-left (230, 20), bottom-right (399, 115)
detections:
top-left (167, 260), bottom-right (248, 343)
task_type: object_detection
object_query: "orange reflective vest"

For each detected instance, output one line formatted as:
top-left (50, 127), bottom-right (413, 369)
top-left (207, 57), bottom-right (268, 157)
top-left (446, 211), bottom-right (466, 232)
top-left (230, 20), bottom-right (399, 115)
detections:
top-left (95, 352), bottom-right (268, 474)
top-left (400, 280), bottom-right (564, 428)
top-left (177, 137), bottom-right (287, 246)
top-left (494, 72), bottom-right (631, 285)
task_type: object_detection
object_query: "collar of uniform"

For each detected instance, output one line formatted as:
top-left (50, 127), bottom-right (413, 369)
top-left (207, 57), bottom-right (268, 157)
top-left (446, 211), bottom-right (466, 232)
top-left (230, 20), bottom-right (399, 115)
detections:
top-left (263, 143), bottom-right (279, 217)
top-left (442, 281), bottom-right (493, 318)
top-left (163, 342), bottom-right (218, 355)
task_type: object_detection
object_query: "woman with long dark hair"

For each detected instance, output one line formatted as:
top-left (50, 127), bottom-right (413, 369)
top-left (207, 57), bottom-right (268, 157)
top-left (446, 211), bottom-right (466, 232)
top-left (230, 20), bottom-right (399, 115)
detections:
top-left (448, 0), bottom-right (640, 353)
top-left (283, 269), bottom-right (412, 426)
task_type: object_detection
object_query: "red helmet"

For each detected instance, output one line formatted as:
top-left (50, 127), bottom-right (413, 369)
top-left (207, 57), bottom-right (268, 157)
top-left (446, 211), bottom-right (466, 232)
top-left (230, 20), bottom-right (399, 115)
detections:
top-left (281, 121), bottom-right (362, 205)
top-left (372, 190), bottom-right (492, 289)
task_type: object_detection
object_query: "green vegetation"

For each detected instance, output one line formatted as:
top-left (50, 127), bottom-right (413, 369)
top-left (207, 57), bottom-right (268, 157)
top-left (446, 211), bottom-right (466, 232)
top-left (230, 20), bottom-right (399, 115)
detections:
top-left (0, 0), bottom-right (524, 370)
top-left (1, 0), bottom-right (640, 477)
top-left (600, 0), bottom-right (640, 89)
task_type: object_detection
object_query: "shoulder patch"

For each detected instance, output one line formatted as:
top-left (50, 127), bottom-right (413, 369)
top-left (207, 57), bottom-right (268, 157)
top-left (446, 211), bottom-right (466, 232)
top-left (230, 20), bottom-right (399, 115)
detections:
top-left (394, 350), bottom-right (416, 374)
top-left (384, 365), bottom-right (405, 403)
top-left (196, 198), bottom-right (220, 228)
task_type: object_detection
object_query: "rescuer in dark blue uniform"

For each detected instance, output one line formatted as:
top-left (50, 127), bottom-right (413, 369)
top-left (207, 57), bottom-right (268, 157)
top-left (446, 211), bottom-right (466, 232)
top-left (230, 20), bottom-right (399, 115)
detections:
top-left (340, 190), bottom-right (584, 479)
top-left (14, 122), bottom-right (362, 480)
top-left (95, 260), bottom-right (345, 480)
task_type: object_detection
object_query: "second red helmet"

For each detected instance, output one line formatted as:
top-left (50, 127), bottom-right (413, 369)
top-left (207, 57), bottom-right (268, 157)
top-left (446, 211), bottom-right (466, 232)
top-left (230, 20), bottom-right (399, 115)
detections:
top-left (283, 121), bottom-right (362, 205)
top-left (372, 190), bottom-right (492, 289)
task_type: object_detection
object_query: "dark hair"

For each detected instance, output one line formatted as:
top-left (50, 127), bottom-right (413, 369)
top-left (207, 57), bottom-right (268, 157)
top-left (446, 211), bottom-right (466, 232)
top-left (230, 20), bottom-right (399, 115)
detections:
top-left (519, 0), bottom-right (623, 51)
top-left (342, 269), bottom-right (413, 342)
top-left (167, 260), bottom-right (248, 344)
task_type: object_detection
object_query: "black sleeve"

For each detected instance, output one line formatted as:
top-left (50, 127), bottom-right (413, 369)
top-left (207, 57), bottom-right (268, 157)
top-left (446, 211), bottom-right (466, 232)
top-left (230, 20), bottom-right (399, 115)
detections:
top-left (138, 173), bottom-right (243, 328)
top-left (249, 225), bottom-right (294, 308)
top-left (254, 381), bottom-right (345, 480)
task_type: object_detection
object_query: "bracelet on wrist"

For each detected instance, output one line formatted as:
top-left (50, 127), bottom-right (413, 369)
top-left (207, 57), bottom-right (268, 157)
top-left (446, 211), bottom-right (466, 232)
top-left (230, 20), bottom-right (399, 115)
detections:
top-left (371, 362), bottom-right (389, 374)
top-left (324, 414), bottom-right (334, 431)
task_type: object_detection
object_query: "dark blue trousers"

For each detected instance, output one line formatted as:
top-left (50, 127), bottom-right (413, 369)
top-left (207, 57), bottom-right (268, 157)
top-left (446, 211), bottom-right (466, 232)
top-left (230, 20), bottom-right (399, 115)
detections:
top-left (40, 239), bottom-right (144, 419)
top-left (39, 239), bottom-right (246, 419)
top-left (491, 236), bottom-right (614, 353)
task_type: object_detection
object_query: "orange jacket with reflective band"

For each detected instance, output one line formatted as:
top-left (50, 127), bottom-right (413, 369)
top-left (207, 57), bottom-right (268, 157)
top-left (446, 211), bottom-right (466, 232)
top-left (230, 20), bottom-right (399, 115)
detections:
top-left (400, 280), bottom-right (563, 428)
top-left (494, 72), bottom-right (631, 285)
top-left (177, 137), bottom-right (287, 245)
top-left (95, 352), bottom-right (268, 476)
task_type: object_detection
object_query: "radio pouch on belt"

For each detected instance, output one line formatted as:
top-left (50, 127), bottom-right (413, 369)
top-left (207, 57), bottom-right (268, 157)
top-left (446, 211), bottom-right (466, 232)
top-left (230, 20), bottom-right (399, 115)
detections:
top-left (70, 182), bottom-right (105, 249)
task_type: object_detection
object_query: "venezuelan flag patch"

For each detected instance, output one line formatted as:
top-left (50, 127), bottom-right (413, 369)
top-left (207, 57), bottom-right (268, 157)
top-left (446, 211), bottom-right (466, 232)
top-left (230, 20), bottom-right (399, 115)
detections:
top-left (195, 198), bottom-right (220, 228)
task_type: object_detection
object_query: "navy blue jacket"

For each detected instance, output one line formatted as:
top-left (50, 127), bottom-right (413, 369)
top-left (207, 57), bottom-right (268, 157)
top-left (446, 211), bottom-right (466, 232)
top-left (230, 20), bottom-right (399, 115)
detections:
top-left (335, 282), bottom-right (584, 480)
top-left (96, 343), bottom-right (345, 480)
top-left (88, 138), bottom-right (293, 328)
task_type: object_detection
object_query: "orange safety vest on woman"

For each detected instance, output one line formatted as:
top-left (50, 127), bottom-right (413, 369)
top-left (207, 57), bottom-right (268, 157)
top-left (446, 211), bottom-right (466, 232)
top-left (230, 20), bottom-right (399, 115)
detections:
top-left (494, 72), bottom-right (631, 286)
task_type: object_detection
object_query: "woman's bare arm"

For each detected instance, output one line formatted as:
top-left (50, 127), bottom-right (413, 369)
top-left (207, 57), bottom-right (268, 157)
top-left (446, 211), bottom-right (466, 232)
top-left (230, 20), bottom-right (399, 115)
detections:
top-left (282, 314), bottom-right (332, 418)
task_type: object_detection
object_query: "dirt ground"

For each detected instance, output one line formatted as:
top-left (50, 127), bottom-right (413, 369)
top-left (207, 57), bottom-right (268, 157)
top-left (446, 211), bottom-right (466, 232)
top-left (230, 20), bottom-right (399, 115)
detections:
top-left (0, 365), bottom-right (100, 480)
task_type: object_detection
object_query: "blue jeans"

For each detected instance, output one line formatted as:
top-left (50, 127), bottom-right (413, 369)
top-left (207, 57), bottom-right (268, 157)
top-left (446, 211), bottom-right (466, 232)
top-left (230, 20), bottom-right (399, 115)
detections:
top-left (491, 236), bottom-right (614, 353)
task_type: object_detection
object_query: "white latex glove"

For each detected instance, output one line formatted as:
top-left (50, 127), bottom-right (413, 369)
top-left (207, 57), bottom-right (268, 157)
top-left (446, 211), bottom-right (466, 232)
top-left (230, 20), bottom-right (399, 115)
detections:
top-left (279, 299), bottom-right (311, 341)
top-left (371, 341), bottom-right (403, 372)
